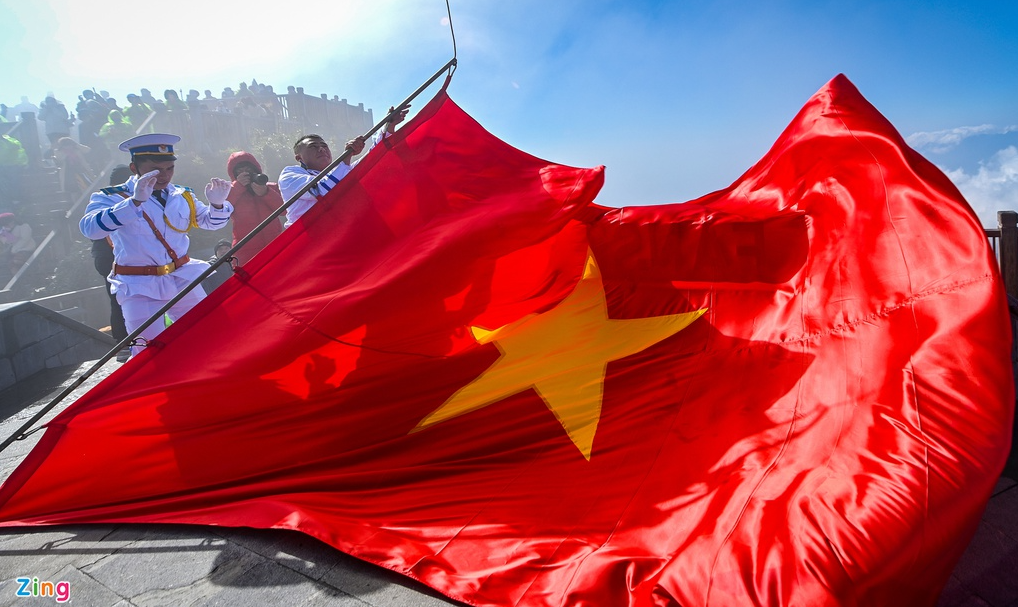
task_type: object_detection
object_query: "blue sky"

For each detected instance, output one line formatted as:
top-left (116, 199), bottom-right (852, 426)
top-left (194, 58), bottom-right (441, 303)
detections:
top-left (2, 0), bottom-right (1016, 225)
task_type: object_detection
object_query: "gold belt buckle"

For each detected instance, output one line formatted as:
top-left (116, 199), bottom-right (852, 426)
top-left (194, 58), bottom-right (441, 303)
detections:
top-left (155, 261), bottom-right (176, 275)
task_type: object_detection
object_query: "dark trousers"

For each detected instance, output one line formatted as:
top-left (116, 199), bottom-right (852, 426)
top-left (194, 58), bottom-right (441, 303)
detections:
top-left (91, 240), bottom-right (127, 342)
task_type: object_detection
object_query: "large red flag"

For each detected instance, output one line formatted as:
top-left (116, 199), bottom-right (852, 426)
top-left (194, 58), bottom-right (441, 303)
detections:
top-left (0, 75), bottom-right (1012, 606)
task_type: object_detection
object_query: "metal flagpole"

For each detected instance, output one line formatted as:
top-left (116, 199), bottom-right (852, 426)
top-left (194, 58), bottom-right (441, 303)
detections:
top-left (0, 57), bottom-right (457, 455)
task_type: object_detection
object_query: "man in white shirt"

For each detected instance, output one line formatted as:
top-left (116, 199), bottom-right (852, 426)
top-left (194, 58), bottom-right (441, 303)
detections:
top-left (278, 106), bottom-right (407, 228)
top-left (79, 133), bottom-right (233, 358)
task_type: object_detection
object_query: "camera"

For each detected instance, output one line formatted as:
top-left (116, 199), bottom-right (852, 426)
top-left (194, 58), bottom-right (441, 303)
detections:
top-left (251, 173), bottom-right (269, 186)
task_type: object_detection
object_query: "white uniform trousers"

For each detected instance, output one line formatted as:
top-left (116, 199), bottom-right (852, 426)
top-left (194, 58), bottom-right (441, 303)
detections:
top-left (119, 280), bottom-right (207, 357)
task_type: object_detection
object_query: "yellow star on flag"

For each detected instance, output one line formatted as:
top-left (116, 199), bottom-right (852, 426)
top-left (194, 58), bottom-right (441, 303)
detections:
top-left (414, 251), bottom-right (705, 460)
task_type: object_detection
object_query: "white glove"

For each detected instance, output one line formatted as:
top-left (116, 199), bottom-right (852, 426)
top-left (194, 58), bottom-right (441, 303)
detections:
top-left (133, 170), bottom-right (159, 202)
top-left (205, 177), bottom-right (231, 208)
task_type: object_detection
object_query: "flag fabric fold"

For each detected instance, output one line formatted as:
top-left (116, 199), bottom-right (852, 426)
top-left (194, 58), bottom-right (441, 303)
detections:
top-left (0, 74), bottom-right (1012, 607)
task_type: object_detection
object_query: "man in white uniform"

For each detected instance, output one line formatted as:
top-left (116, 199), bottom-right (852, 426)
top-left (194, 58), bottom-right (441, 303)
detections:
top-left (79, 133), bottom-right (233, 358)
top-left (278, 106), bottom-right (408, 228)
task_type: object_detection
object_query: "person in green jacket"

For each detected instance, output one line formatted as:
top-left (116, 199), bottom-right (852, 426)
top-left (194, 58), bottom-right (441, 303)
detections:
top-left (0, 134), bottom-right (28, 206)
top-left (0, 134), bottom-right (27, 166)
top-left (99, 110), bottom-right (136, 148)
top-left (123, 94), bottom-right (154, 133)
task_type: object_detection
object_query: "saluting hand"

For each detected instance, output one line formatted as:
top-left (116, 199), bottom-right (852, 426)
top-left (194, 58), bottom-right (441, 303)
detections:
top-left (205, 177), bottom-right (232, 208)
top-left (132, 170), bottom-right (159, 204)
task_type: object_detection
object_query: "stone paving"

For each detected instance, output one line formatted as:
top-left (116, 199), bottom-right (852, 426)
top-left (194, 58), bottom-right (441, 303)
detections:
top-left (0, 359), bottom-right (1014, 606)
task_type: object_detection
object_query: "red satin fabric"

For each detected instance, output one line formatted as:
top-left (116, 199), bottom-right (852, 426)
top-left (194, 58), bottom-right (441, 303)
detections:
top-left (0, 75), bottom-right (1012, 607)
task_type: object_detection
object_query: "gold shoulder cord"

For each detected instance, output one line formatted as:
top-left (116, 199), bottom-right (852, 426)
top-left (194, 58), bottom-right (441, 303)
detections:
top-left (164, 190), bottom-right (200, 233)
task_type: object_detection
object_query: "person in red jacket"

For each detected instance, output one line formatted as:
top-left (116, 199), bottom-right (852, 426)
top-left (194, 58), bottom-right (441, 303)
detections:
top-left (225, 151), bottom-right (285, 267)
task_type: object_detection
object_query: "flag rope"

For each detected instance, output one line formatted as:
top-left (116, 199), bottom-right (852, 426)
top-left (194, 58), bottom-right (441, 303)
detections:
top-left (0, 56), bottom-right (458, 455)
top-left (445, 0), bottom-right (458, 69)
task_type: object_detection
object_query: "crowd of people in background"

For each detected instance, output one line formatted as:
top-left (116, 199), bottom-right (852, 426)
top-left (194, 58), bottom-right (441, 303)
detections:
top-left (1, 79), bottom-right (288, 185)
top-left (1, 77), bottom-right (401, 364)
top-left (0, 78), bottom-right (374, 290)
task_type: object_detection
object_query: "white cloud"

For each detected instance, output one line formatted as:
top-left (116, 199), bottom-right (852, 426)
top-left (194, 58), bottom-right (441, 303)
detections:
top-left (907, 124), bottom-right (1018, 153)
top-left (942, 146), bottom-right (1018, 227)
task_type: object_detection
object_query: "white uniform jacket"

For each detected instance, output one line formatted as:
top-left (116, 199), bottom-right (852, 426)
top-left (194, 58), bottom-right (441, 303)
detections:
top-left (279, 131), bottom-right (387, 228)
top-left (79, 175), bottom-right (234, 300)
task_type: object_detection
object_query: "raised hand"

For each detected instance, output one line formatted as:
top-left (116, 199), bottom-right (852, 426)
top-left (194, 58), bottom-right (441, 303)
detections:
top-left (385, 105), bottom-right (409, 133)
top-left (133, 170), bottom-right (159, 203)
top-left (205, 177), bottom-right (232, 208)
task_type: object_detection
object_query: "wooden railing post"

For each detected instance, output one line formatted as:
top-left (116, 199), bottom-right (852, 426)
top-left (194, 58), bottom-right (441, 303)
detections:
top-left (999, 211), bottom-right (1018, 300)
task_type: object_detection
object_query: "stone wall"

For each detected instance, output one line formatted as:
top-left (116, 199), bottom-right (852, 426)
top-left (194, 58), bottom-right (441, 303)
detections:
top-left (0, 301), bottom-right (114, 392)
